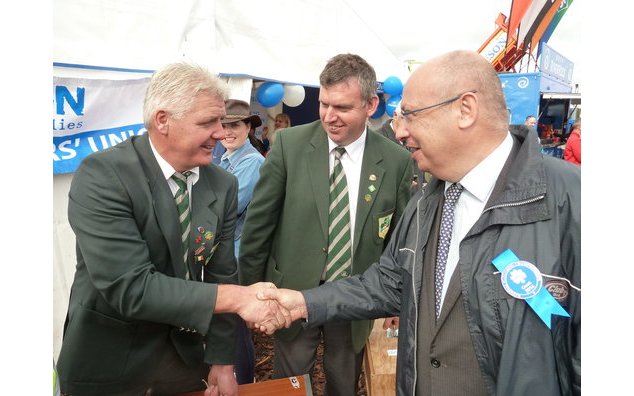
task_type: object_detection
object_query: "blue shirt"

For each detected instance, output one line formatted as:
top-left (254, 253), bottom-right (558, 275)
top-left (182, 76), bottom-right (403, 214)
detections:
top-left (219, 141), bottom-right (264, 256)
top-left (212, 143), bottom-right (226, 165)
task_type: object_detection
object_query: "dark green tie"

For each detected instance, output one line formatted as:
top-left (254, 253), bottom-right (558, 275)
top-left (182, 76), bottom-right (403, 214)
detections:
top-left (172, 171), bottom-right (192, 280)
top-left (325, 147), bottom-right (352, 281)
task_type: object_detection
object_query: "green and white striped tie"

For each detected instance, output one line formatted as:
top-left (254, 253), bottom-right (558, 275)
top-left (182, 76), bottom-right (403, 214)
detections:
top-left (325, 147), bottom-right (352, 281)
top-left (172, 171), bottom-right (192, 280)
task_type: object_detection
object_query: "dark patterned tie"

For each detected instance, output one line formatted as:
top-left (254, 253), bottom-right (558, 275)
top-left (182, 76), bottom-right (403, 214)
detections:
top-left (434, 183), bottom-right (464, 318)
top-left (325, 147), bottom-right (352, 281)
top-left (172, 171), bottom-right (192, 280)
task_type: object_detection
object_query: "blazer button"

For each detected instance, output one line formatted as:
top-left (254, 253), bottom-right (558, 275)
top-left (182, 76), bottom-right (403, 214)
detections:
top-left (431, 358), bottom-right (441, 368)
top-left (322, 247), bottom-right (327, 252)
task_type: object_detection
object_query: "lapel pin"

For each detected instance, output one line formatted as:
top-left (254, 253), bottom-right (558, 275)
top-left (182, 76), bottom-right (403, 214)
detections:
top-left (364, 194), bottom-right (372, 202)
top-left (368, 185), bottom-right (376, 192)
top-left (369, 174), bottom-right (377, 181)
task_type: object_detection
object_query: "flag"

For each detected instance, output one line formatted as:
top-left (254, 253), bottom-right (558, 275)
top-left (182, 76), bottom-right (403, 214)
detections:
top-left (528, 0), bottom-right (564, 51)
top-left (507, 0), bottom-right (534, 41)
top-left (517, 0), bottom-right (549, 46)
top-left (540, 0), bottom-right (574, 45)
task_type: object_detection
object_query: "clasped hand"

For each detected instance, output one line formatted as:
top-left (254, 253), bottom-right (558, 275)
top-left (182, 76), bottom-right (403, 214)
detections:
top-left (237, 283), bottom-right (307, 335)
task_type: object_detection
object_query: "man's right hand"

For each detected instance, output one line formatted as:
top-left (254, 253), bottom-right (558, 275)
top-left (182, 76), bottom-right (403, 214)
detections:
top-left (216, 283), bottom-right (292, 335)
top-left (255, 287), bottom-right (307, 334)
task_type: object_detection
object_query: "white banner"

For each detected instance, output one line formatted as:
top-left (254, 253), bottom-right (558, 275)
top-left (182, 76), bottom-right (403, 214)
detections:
top-left (53, 77), bottom-right (150, 174)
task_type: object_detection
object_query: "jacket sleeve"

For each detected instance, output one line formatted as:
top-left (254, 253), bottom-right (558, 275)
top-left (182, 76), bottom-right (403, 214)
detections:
top-left (238, 133), bottom-right (287, 286)
top-left (302, 200), bottom-right (415, 324)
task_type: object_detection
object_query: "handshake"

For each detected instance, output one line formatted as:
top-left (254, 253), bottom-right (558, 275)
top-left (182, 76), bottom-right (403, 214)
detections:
top-left (227, 282), bottom-right (307, 335)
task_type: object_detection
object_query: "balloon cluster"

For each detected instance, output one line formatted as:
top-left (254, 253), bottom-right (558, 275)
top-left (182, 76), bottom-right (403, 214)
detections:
top-left (372, 75), bottom-right (403, 119)
top-left (256, 82), bottom-right (306, 108)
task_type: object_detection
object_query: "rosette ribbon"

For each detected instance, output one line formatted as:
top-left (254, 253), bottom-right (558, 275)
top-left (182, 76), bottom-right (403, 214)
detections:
top-left (492, 249), bottom-right (570, 329)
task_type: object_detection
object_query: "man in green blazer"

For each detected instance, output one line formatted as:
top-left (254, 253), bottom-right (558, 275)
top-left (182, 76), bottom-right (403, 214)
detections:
top-left (240, 54), bottom-right (413, 394)
top-left (57, 62), bottom-right (289, 396)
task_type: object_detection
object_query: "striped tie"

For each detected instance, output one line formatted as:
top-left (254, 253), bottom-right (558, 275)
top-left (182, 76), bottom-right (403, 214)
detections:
top-left (172, 171), bottom-right (192, 279)
top-left (325, 147), bottom-right (352, 281)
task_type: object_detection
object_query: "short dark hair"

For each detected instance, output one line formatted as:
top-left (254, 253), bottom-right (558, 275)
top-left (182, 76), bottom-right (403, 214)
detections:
top-left (319, 53), bottom-right (377, 102)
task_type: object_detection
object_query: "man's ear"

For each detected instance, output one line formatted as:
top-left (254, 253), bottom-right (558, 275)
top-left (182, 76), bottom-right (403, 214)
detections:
top-left (457, 91), bottom-right (478, 129)
top-left (155, 110), bottom-right (170, 135)
top-left (366, 95), bottom-right (379, 118)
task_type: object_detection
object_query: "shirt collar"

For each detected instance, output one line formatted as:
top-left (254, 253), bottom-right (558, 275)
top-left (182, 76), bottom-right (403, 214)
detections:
top-left (149, 136), bottom-right (200, 184)
top-left (450, 131), bottom-right (513, 203)
top-left (220, 140), bottom-right (253, 165)
top-left (327, 128), bottom-right (367, 164)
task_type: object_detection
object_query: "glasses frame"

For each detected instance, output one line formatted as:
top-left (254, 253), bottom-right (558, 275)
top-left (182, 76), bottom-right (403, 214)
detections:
top-left (400, 90), bottom-right (477, 119)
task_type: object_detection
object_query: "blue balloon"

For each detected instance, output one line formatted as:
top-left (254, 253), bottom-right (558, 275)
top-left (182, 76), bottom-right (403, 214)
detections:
top-left (385, 95), bottom-right (401, 117)
top-left (256, 82), bottom-right (284, 107)
top-left (383, 76), bottom-right (403, 96)
top-left (371, 97), bottom-right (385, 119)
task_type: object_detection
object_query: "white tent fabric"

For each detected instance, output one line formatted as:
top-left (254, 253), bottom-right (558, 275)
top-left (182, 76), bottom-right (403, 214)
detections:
top-left (54, 0), bottom-right (409, 84)
top-left (53, 0), bottom-right (409, 361)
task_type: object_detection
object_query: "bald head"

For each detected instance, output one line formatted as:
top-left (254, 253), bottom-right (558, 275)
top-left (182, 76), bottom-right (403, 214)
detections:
top-left (398, 50), bottom-right (510, 182)
top-left (412, 50), bottom-right (508, 130)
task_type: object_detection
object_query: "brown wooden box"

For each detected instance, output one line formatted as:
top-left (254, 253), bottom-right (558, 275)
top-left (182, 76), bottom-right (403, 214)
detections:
top-left (178, 374), bottom-right (312, 396)
top-left (363, 320), bottom-right (398, 396)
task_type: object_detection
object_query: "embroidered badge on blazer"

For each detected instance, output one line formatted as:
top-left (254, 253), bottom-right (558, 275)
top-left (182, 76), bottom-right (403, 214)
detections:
top-left (378, 213), bottom-right (393, 239)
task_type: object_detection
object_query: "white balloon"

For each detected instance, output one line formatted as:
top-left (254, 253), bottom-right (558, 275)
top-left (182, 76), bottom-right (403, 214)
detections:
top-left (282, 84), bottom-right (306, 107)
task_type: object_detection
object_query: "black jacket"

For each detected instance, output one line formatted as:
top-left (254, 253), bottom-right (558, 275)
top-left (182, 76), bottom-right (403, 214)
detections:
top-left (304, 126), bottom-right (581, 395)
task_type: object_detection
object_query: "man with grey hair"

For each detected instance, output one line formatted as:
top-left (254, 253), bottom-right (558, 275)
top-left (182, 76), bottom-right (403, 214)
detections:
top-left (239, 53), bottom-right (413, 394)
top-left (57, 62), bottom-right (290, 396)
top-left (260, 50), bottom-right (581, 395)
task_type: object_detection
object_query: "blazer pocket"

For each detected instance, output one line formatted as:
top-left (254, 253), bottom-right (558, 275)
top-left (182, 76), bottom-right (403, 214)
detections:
top-left (59, 306), bottom-right (135, 382)
top-left (265, 256), bottom-right (284, 286)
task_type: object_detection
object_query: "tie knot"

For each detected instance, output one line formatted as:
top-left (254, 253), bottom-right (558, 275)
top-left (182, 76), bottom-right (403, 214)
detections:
top-left (172, 172), bottom-right (190, 189)
top-left (445, 183), bottom-right (464, 204)
top-left (334, 146), bottom-right (346, 159)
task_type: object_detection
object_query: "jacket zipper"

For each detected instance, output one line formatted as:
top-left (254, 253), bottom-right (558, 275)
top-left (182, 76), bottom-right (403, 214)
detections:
top-left (482, 194), bottom-right (545, 214)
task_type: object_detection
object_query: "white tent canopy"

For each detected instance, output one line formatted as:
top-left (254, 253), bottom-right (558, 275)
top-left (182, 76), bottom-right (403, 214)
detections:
top-left (54, 0), bottom-right (410, 85)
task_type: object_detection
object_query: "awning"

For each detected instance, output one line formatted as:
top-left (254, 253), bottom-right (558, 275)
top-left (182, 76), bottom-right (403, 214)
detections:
top-left (541, 92), bottom-right (581, 105)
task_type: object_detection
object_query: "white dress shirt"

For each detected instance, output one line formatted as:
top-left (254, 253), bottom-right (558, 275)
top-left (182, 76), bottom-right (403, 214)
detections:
top-left (438, 131), bottom-right (513, 312)
top-left (149, 137), bottom-right (200, 197)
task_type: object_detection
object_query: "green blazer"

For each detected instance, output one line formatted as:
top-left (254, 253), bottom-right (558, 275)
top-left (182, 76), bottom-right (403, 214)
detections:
top-left (57, 134), bottom-right (240, 395)
top-left (239, 121), bottom-right (413, 352)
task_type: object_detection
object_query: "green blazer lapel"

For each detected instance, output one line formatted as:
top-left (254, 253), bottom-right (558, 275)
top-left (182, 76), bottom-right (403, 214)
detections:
top-left (190, 175), bottom-right (218, 281)
top-left (353, 134), bottom-right (386, 250)
top-left (307, 128), bottom-right (330, 240)
top-left (132, 135), bottom-right (187, 279)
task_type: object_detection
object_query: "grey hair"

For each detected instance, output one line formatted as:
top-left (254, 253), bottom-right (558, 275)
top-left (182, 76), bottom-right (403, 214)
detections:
top-left (319, 53), bottom-right (377, 103)
top-left (143, 62), bottom-right (229, 128)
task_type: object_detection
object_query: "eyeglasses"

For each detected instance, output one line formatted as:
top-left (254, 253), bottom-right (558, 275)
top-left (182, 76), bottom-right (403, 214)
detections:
top-left (400, 90), bottom-right (477, 119)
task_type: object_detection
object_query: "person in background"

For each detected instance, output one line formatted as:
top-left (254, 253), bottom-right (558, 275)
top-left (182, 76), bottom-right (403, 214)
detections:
top-left (239, 53), bottom-right (413, 395)
top-left (219, 99), bottom-right (266, 257)
top-left (211, 141), bottom-right (226, 165)
top-left (218, 99), bottom-right (266, 385)
top-left (259, 50), bottom-right (581, 396)
top-left (563, 121), bottom-right (581, 165)
top-left (524, 114), bottom-right (541, 144)
top-left (56, 62), bottom-right (290, 396)
top-left (262, 113), bottom-right (291, 153)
